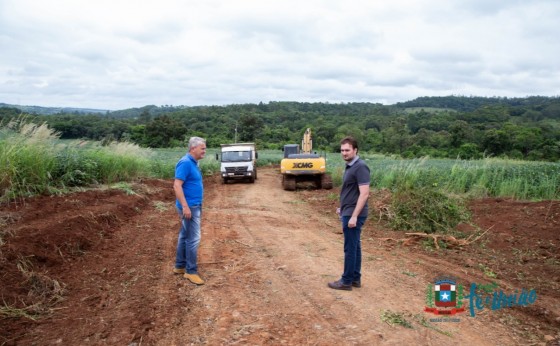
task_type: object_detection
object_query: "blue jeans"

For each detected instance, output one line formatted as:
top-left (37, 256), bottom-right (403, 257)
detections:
top-left (341, 216), bottom-right (366, 285)
top-left (175, 206), bottom-right (201, 274)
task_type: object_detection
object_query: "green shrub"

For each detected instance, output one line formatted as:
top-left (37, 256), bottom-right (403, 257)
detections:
top-left (389, 186), bottom-right (471, 234)
top-left (51, 149), bottom-right (99, 186)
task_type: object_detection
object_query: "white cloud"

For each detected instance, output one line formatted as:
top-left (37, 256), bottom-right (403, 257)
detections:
top-left (0, 0), bottom-right (559, 110)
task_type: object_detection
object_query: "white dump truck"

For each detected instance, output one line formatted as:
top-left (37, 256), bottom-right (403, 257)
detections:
top-left (216, 143), bottom-right (258, 183)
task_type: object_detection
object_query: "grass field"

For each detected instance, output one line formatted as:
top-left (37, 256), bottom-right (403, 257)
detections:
top-left (1, 119), bottom-right (558, 201)
top-left (152, 149), bottom-right (560, 200)
top-left (333, 154), bottom-right (560, 200)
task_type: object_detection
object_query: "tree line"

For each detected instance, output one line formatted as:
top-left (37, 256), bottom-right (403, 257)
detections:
top-left (1, 96), bottom-right (559, 161)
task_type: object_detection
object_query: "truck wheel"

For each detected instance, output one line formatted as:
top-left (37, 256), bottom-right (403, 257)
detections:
top-left (321, 174), bottom-right (333, 189)
top-left (222, 178), bottom-right (228, 184)
top-left (282, 175), bottom-right (296, 191)
top-left (249, 175), bottom-right (255, 183)
top-left (254, 169), bottom-right (257, 180)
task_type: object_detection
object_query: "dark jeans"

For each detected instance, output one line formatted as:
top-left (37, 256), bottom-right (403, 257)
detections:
top-left (341, 216), bottom-right (366, 285)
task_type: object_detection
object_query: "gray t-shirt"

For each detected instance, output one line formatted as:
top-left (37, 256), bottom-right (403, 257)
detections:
top-left (340, 156), bottom-right (370, 217)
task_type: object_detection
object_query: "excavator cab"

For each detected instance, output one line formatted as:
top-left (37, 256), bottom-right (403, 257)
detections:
top-left (282, 144), bottom-right (299, 158)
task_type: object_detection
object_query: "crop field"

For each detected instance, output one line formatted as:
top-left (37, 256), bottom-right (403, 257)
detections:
top-left (360, 156), bottom-right (560, 200)
top-left (153, 149), bottom-right (560, 202)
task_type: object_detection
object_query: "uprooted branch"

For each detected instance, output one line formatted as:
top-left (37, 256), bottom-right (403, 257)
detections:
top-left (381, 226), bottom-right (492, 249)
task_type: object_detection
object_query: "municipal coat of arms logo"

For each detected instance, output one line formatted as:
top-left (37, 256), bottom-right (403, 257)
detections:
top-left (425, 276), bottom-right (466, 315)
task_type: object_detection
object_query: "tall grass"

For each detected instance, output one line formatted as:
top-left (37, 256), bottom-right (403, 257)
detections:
top-left (254, 149), bottom-right (283, 166)
top-left (149, 148), bottom-right (282, 178)
top-left (0, 119), bottom-right (59, 199)
top-left (85, 141), bottom-right (153, 183)
top-left (3, 120), bottom-right (557, 202)
top-left (150, 147), bottom-right (220, 178)
top-left (1, 120), bottom-right (164, 201)
top-left (209, 149), bottom-right (560, 200)
top-left (326, 155), bottom-right (560, 200)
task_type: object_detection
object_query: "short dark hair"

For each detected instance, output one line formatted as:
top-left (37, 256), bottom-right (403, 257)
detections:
top-left (340, 136), bottom-right (358, 151)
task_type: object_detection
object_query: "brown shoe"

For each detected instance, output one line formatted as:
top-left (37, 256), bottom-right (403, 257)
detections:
top-left (352, 281), bottom-right (361, 288)
top-left (328, 280), bottom-right (352, 291)
top-left (173, 268), bottom-right (185, 274)
top-left (184, 273), bottom-right (205, 285)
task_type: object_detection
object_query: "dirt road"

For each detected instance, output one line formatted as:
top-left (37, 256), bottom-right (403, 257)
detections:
top-left (1, 167), bottom-right (559, 345)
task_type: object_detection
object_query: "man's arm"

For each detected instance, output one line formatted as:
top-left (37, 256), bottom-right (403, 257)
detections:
top-left (348, 184), bottom-right (370, 228)
top-left (173, 178), bottom-right (192, 219)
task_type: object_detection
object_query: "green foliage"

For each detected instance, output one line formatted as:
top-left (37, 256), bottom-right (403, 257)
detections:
top-left (388, 186), bottom-right (471, 234)
top-left (2, 102), bottom-right (559, 201)
top-left (150, 147), bottom-right (221, 178)
top-left (110, 182), bottom-right (136, 195)
top-left (364, 156), bottom-right (560, 200)
top-left (253, 150), bottom-right (282, 166)
top-left (51, 148), bottom-right (99, 186)
top-left (0, 119), bottom-right (60, 198)
top-left (380, 310), bottom-right (413, 328)
top-left (199, 161), bottom-right (220, 176)
top-left (479, 264), bottom-right (498, 278)
top-left (5, 96), bottom-right (559, 162)
top-left (149, 159), bottom-right (176, 179)
top-left (457, 143), bottom-right (482, 159)
top-left (149, 147), bottom-right (186, 179)
top-left (238, 114), bottom-right (264, 142)
top-left (85, 142), bottom-right (152, 184)
top-left (0, 120), bottom-right (189, 201)
top-left (142, 115), bottom-right (187, 147)
top-left (413, 315), bottom-right (453, 337)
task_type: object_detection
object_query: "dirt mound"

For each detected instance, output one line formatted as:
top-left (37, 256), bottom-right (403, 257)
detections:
top-left (1, 169), bottom-right (559, 345)
top-left (0, 180), bottom-right (172, 344)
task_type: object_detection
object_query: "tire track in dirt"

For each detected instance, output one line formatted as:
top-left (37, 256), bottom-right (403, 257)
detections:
top-left (154, 174), bottom-right (345, 344)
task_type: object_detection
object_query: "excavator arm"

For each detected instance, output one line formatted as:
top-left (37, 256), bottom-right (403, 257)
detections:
top-left (301, 128), bottom-right (313, 154)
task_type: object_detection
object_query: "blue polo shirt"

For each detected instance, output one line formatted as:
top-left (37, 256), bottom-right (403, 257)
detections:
top-left (340, 156), bottom-right (370, 217)
top-left (175, 153), bottom-right (203, 209)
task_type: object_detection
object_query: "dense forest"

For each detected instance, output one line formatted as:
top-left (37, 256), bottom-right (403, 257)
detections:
top-left (1, 96), bottom-right (559, 161)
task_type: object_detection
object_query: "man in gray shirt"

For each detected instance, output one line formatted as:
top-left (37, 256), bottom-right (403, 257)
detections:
top-left (328, 137), bottom-right (370, 291)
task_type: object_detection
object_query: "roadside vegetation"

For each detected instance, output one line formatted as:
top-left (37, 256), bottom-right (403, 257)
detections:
top-left (0, 119), bottom-right (153, 201)
top-left (331, 154), bottom-right (559, 236)
top-left (362, 156), bottom-right (560, 200)
top-left (0, 120), bottom-right (286, 202)
top-left (2, 118), bottom-right (559, 240)
top-left (2, 118), bottom-right (558, 203)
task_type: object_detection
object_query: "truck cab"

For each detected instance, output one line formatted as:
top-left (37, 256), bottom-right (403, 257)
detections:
top-left (216, 143), bottom-right (258, 183)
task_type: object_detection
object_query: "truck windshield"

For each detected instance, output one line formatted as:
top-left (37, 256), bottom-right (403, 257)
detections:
top-left (222, 151), bottom-right (251, 162)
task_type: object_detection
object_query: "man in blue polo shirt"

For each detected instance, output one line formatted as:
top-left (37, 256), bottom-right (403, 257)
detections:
top-left (328, 136), bottom-right (370, 291)
top-left (173, 137), bottom-right (207, 285)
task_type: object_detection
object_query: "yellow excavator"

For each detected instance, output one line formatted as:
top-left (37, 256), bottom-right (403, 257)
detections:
top-left (280, 128), bottom-right (333, 191)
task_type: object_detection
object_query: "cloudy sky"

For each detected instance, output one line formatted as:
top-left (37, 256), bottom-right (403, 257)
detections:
top-left (1, 0), bottom-right (559, 110)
